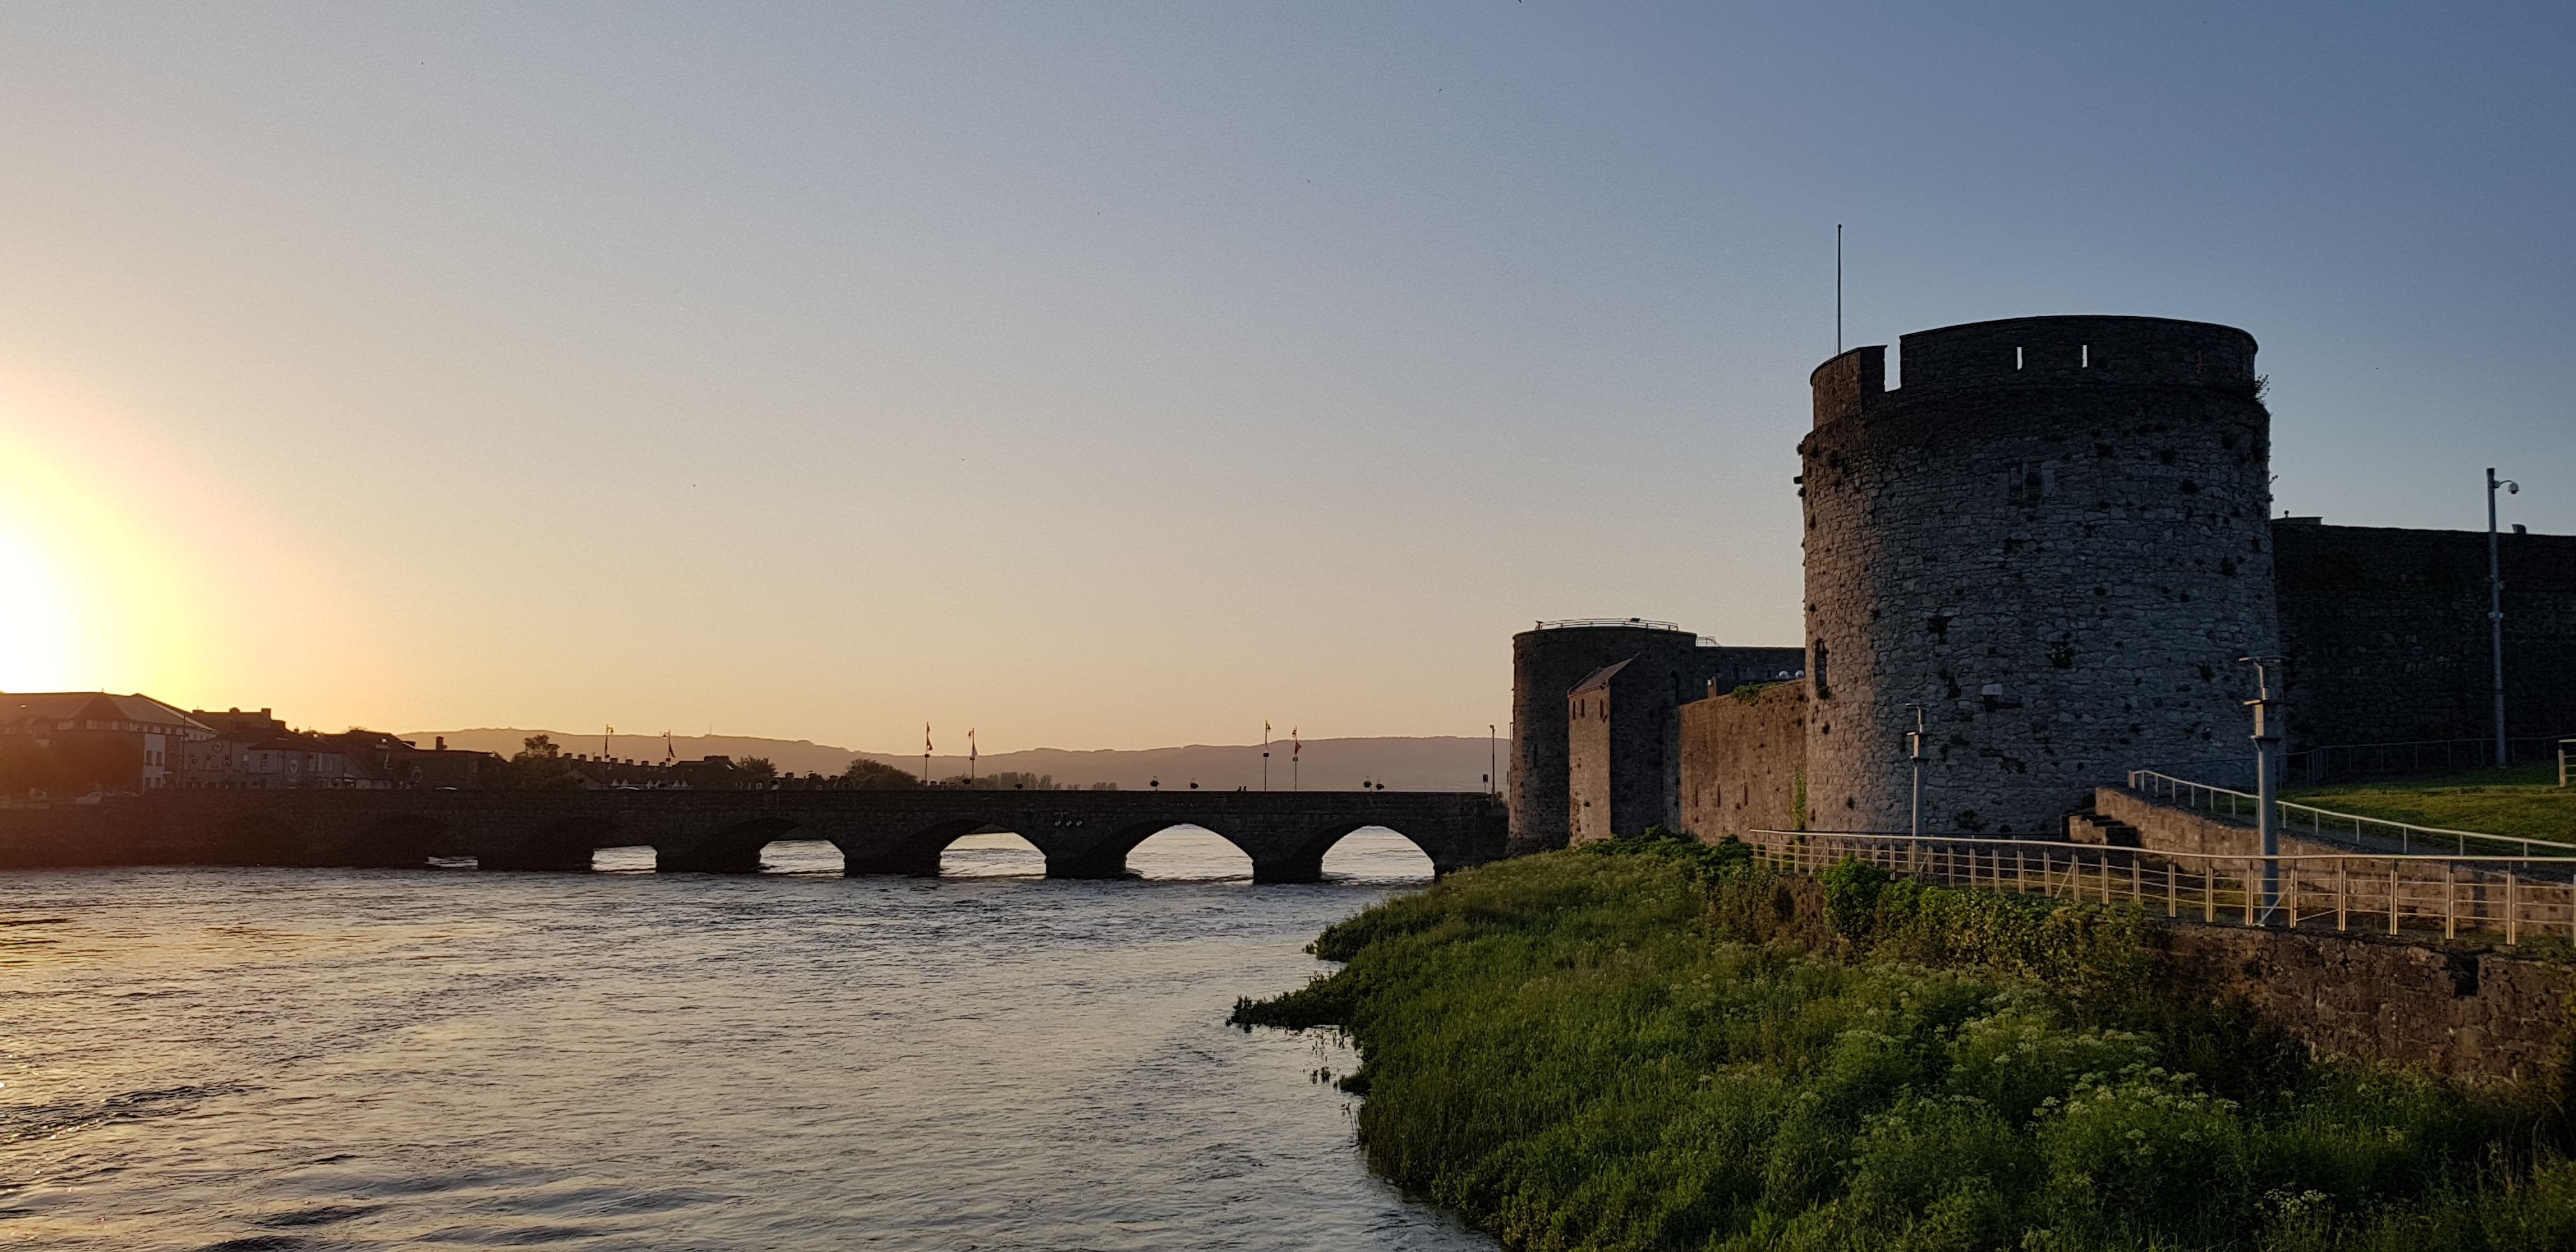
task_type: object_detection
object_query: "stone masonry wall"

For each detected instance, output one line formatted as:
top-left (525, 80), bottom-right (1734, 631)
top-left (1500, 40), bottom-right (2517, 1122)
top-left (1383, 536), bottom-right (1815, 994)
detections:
top-left (2274, 521), bottom-right (2576, 747)
top-left (1800, 316), bottom-right (2280, 837)
top-left (1754, 864), bottom-right (2575, 1083)
top-left (1511, 625), bottom-right (1700, 855)
top-left (2090, 785), bottom-right (2354, 860)
top-left (1514, 627), bottom-right (1801, 853)
top-left (1568, 657), bottom-right (1717, 841)
top-left (1567, 680), bottom-right (1614, 843)
top-left (2158, 925), bottom-right (2575, 1083)
top-left (1680, 681), bottom-right (1809, 841)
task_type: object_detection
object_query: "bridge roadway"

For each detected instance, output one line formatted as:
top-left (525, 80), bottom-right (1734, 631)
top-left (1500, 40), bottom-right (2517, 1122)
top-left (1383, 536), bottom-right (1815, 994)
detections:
top-left (0, 788), bottom-right (1510, 883)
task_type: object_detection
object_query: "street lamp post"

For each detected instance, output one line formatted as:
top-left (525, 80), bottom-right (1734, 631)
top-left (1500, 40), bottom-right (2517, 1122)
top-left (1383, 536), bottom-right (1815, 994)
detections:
top-left (2242, 655), bottom-right (2285, 924)
top-left (1905, 704), bottom-right (1926, 839)
top-left (2488, 468), bottom-right (2520, 767)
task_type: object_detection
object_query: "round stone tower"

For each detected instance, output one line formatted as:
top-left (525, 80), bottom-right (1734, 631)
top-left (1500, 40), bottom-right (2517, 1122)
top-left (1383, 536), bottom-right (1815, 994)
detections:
top-left (1798, 316), bottom-right (2279, 835)
top-left (1508, 621), bottom-right (1703, 854)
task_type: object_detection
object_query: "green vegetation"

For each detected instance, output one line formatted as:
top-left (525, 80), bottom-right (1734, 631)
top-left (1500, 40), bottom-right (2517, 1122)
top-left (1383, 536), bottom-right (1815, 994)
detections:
top-left (2292, 765), bottom-right (2576, 845)
top-left (491, 733), bottom-right (584, 790)
top-left (1236, 834), bottom-right (2576, 1250)
top-left (839, 757), bottom-right (922, 790)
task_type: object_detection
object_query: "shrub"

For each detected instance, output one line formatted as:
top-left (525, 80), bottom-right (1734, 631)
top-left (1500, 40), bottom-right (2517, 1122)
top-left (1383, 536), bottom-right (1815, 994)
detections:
top-left (1232, 844), bottom-right (2576, 1250)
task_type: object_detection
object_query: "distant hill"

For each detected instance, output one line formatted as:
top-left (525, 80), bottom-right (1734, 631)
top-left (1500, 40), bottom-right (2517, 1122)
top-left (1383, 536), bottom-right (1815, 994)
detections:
top-left (402, 729), bottom-right (1508, 792)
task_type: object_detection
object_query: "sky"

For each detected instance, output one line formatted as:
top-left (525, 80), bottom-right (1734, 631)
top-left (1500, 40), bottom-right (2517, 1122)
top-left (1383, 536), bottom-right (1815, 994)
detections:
top-left (1, 3), bottom-right (2570, 752)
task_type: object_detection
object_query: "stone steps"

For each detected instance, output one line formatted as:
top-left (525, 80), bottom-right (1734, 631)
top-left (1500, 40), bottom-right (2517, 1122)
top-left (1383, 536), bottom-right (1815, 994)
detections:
top-left (2066, 811), bottom-right (2143, 848)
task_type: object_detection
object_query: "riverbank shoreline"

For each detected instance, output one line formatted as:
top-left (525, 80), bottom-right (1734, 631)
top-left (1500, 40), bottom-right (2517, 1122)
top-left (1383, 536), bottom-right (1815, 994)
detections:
top-left (1236, 834), bottom-right (2576, 1250)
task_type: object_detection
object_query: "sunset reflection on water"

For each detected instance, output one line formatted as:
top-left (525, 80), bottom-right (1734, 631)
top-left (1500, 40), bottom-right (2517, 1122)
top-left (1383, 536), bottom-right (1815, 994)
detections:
top-left (0, 830), bottom-right (1490, 1250)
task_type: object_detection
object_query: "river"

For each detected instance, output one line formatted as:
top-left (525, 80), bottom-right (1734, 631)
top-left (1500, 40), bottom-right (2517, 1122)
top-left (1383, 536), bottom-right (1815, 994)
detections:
top-left (0, 830), bottom-right (1495, 1250)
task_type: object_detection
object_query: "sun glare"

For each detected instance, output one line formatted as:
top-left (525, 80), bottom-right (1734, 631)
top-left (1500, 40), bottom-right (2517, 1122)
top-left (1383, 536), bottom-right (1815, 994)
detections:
top-left (0, 521), bottom-right (84, 691)
top-left (0, 378), bottom-right (218, 698)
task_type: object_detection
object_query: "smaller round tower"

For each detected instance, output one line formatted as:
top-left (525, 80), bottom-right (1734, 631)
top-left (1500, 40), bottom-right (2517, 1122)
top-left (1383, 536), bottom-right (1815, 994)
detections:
top-left (1508, 621), bottom-right (1705, 854)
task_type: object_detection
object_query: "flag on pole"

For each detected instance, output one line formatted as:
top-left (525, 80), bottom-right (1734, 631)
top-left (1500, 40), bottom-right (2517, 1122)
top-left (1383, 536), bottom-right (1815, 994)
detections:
top-left (968, 728), bottom-right (976, 765)
top-left (1291, 727), bottom-right (1300, 758)
top-left (925, 723), bottom-right (933, 753)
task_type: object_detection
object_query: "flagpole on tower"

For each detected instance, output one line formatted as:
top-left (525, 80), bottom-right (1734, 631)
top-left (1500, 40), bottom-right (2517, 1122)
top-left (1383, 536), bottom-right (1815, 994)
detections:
top-left (923, 723), bottom-right (932, 785)
top-left (1291, 726), bottom-right (1300, 792)
top-left (967, 728), bottom-right (976, 784)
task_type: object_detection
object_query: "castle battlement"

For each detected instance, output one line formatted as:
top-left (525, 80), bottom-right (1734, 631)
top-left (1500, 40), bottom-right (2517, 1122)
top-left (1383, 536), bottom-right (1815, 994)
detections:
top-left (1812, 315), bottom-right (2260, 430)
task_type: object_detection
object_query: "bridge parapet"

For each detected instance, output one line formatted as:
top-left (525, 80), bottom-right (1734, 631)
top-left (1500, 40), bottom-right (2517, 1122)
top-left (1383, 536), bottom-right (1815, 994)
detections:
top-left (0, 790), bottom-right (1509, 882)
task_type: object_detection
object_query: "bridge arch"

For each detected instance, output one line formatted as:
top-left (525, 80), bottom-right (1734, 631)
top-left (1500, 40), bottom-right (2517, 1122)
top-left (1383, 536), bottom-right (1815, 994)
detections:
top-left (1118, 822), bottom-right (1256, 881)
top-left (754, 835), bottom-right (845, 875)
top-left (1266, 821), bottom-right (1444, 884)
top-left (1317, 825), bottom-right (1438, 880)
top-left (481, 815), bottom-right (622, 872)
top-left (834, 816), bottom-right (1039, 877)
top-left (940, 828), bottom-right (1045, 877)
top-left (654, 816), bottom-right (803, 874)
top-left (1018, 817), bottom-right (1265, 881)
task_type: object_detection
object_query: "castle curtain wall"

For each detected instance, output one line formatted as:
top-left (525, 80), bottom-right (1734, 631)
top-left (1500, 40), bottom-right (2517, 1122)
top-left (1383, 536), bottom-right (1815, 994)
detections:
top-left (1680, 682), bottom-right (1810, 841)
top-left (2274, 523), bottom-right (2576, 747)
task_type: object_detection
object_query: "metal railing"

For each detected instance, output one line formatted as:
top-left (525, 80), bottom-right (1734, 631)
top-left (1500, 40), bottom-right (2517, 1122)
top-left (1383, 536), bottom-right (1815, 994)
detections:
top-left (2283, 735), bottom-right (2571, 786)
top-left (2126, 768), bottom-right (2576, 859)
top-left (1531, 618), bottom-right (1683, 632)
top-left (1749, 829), bottom-right (2576, 947)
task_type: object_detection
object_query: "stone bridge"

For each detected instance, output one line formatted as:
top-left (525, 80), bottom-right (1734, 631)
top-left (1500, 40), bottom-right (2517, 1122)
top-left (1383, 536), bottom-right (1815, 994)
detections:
top-left (0, 789), bottom-right (1510, 883)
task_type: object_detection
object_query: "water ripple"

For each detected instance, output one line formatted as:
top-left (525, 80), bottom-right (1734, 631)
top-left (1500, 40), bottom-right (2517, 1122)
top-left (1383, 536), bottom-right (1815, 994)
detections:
top-left (0, 831), bottom-right (1491, 1250)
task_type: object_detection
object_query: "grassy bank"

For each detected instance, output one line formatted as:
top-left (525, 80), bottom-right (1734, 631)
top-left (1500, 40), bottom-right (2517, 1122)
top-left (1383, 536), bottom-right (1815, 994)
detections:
top-left (2292, 765), bottom-right (2576, 844)
top-left (1236, 835), bottom-right (2576, 1250)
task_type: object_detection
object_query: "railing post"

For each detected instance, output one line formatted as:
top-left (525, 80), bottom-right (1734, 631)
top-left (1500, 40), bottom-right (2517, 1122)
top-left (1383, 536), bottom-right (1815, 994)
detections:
top-left (2166, 861), bottom-right (2177, 918)
top-left (2336, 862), bottom-right (2348, 933)
top-left (2388, 866), bottom-right (2400, 936)
top-left (2507, 871), bottom-right (2518, 945)
top-left (2130, 859), bottom-right (2142, 908)
top-left (2445, 864), bottom-right (2457, 940)
top-left (2204, 860), bottom-right (2216, 923)
top-left (2244, 859), bottom-right (2257, 926)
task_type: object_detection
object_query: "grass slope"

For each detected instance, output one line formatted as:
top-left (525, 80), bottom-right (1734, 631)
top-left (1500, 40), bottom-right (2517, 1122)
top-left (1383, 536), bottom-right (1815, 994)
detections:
top-left (2292, 764), bottom-right (2576, 844)
top-left (1237, 836), bottom-right (2576, 1251)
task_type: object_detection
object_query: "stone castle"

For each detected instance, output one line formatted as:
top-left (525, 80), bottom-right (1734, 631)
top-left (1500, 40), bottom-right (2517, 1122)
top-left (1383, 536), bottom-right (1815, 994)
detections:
top-left (1510, 314), bottom-right (2576, 852)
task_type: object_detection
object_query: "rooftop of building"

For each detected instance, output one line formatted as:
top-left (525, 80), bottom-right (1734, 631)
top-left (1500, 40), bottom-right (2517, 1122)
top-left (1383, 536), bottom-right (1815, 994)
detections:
top-left (0, 692), bottom-right (213, 734)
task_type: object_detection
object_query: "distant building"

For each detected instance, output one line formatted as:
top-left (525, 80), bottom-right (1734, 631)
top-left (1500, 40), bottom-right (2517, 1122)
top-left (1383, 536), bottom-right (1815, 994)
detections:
top-left (0, 692), bottom-right (215, 793)
top-left (180, 707), bottom-right (411, 789)
top-left (336, 732), bottom-right (500, 790)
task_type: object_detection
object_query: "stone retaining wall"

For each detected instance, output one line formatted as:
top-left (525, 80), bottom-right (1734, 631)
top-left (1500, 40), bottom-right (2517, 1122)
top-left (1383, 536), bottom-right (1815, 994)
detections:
top-left (2090, 784), bottom-right (2354, 859)
top-left (2158, 922), bottom-right (2575, 1082)
top-left (1750, 862), bottom-right (2576, 1083)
